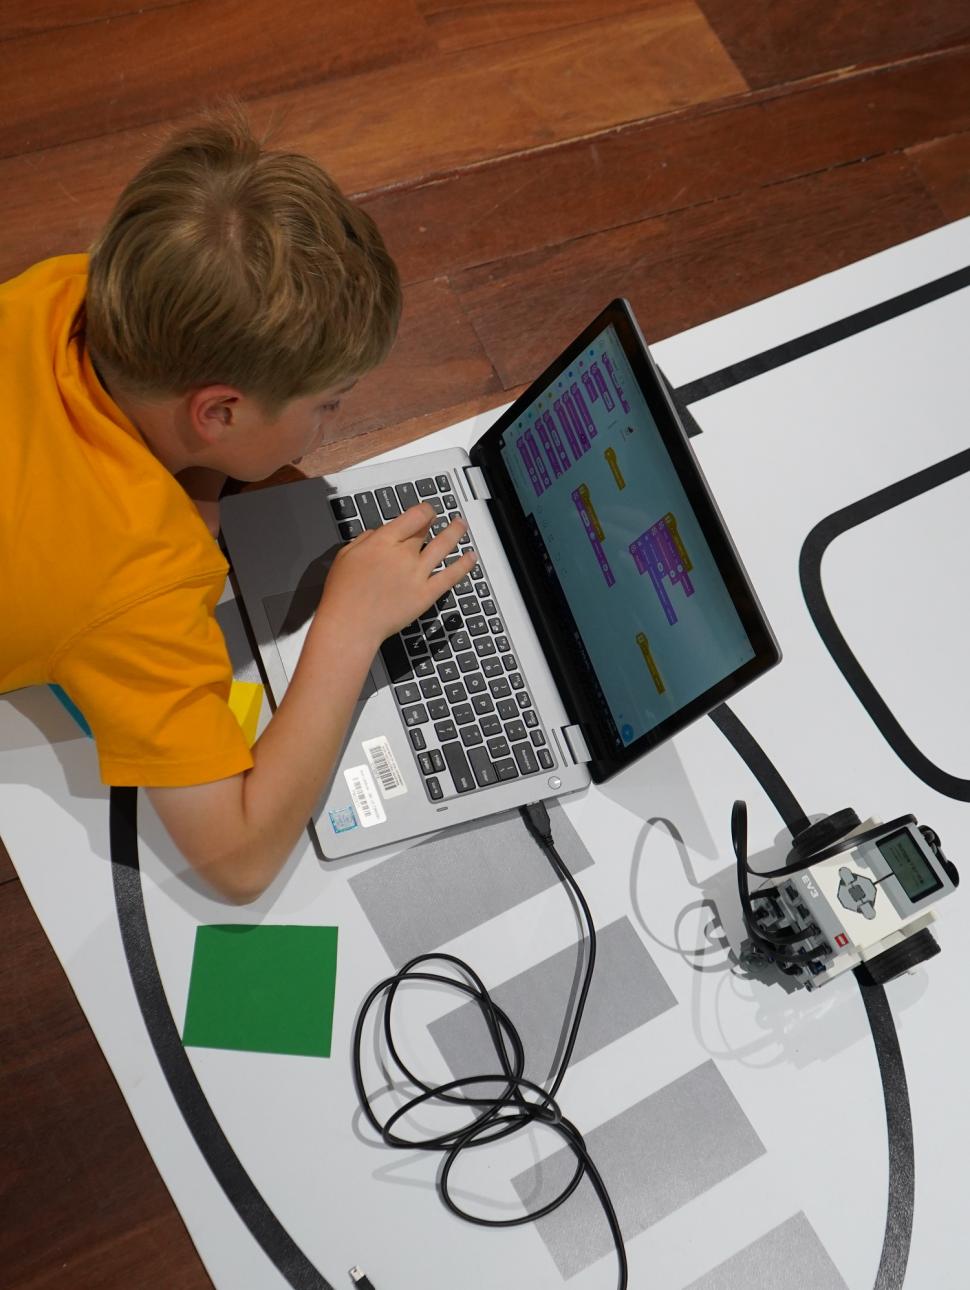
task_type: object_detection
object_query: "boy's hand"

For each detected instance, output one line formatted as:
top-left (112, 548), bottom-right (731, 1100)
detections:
top-left (317, 502), bottom-right (479, 648)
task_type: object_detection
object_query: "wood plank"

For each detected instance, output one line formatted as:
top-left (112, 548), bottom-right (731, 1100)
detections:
top-left (10, 1213), bottom-right (209, 1290)
top-left (696, 0), bottom-right (970, 89)
top-left (908, 131), bottom-right (970, 221)
top-left (0, 882), bottom-right (203, 1288)
top-left (0, 0), bottom-right (188, 41)
top-left (0, 0), bottom-right (432, 159)
top-left (416, 0), bottom-right (647, 52)
top-left (301, 277), bottom-right (501, 466)
top-left (0, 834), bottom-right (15, 883)
top-left (364, 44), bottom-right (970, 284)
top-left (452, 153), bottom-right (945, 389)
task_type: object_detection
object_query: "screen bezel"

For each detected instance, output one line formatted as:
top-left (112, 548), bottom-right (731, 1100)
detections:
top-left (470, 298), bottom-right (781, 782)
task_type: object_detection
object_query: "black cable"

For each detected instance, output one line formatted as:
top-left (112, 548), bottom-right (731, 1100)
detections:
top-left (709, 702), bottom-right (811, 837)
top-left (352, 800), bottom-right (628, 1289)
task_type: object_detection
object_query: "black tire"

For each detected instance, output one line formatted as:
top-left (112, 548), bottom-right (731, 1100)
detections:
top-left (855, 927), bottom-right (940, 986)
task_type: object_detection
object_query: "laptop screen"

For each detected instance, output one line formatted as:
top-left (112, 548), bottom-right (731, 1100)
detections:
top-left (494, 319), bottom-right (759, 756)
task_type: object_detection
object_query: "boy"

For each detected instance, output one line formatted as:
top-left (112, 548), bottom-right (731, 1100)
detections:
top-left (0, 110), bottom-right (478, 901)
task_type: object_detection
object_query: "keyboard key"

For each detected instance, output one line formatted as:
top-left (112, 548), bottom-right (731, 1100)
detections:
top-left (493, 758), bottom-right (519, 781)
top-left (450, 630), bottom-right (471, 652)
top-left (452, 703), bottom-right (475, 725)
top-left (442, 612), bottom-right (463, 632)
top-left (465, 673), bottom-right (487, 694)
top-left (434, 719), bottom-right (458, 742)
top-left (354, 491), bottom-right (383, 530)
top-left (458, 596), bottom-right (479, 616)
top-left (471, 693), bottom-right (494, 715)
top-left (380, 636), bottom-right (413, 684)
top-left (416, 477), bottom-right (437, 497)
top-left (523, 709), bottom-right (539, 728)
top-left (512, 741), bottom-right (540, 774)
top-left (428, 496), bottom-right (445, 516)
top-left (444, 681), bottom-right (467, 704)
top-left (420, 677), bottom-right (443, 698)
top-left (394, 682), bottom-right (421, 706)
top-left (414, 657), bottom-right (435, 677)
top-left (441, 741), bottom-right (476, 793)
top-left (442, 493), bottom-right (457, 510)
top-left (410, 728), bottom-right (426, 751)
top-left (466, 616), bottom-right (487, 636)
top-left (426, 776), bottom-right (443, 801)
top-left (376, 486), bottom-right (402, 519)
top-left (435, 474), bottom-right (451, 491)
top-left (429, 749), bottom-right (445, 773)
top-left (471, 565), bottom-right (485, 580)
top-left (427, 698), bottom-right (449, 721)
top-left (402, 703), bottom-right (429, 727)
top-left (488, 618), bottom-right (503, 634)
top-left (454, 576), bottom-right (473, 594)
top-left (437, 660), bottom-right (460, 682)
top-left (424, 619), bottom-right (446, 641)
top-left (467, 746), bottom-right (498, 785)
top-left (530, 729), bottom-right (546, 747)
top-left (509, 673), bottom-right (524, 690)
top-left (481, 599), bottom-right (497, 616)
top-left (481, 657), bottom-right (503, 678)
top-left (430, 518), bottom-right (449, 536)
top-left (338, 519), bottom-right (363, 541)
top-left (405, 636), bottom-right (429, 658)
top-left (436, 590), bottom-right (457, 611)
top-left (474, 638), bottom-right (496, 657)
top-left (487, 736), bottom-right (510, 759)
top-left (537, 748), bottom-right (554, 770)
top-left (396, 481), bottom-right (419, 511)
top-left (502, 654), bottom-right (517, 672)
top-left (516, 691), bottom-right (532, 708)
top-left (495, 636), bottom-right (511, 653)
top-left (329, 495), bottom-right (357, 521)
top-left (401, 620), bottom-right (421, 635)
top-left (456, 652), bottom-right (479, 674)
top-left (489, 677), bottom-right (512, 699)
top-left (496, 698), bottom-right (518, 721)
top-left (480, 714), bottom-right (501, 737)
top-left (418, 751), bottom-right (434, 776)
top-left (430, 639), bottom-right (453, 662)
top-left (476, 582), bottom-right (491, 598)
top-left (460, 725), bottom-right (484, 747)
top-left (504, 719), bottom-right (527, 742)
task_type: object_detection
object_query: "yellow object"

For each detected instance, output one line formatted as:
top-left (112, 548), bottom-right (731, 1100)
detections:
top-left (0, 257), bottom-right (254, 787)
top-left (228, 681), bottom-right (264, 748)
top-left (664, 512), bottom-right (693, 572)
top-left (577, 483), bottom-right (605, 540)
top-left (635, 632), bottom-right (665, 695)
top-left (605, 446), bottom-right (626, 489)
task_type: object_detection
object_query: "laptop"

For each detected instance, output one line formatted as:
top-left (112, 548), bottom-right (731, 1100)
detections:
top-left (220, 299), bottom-right (780, 859)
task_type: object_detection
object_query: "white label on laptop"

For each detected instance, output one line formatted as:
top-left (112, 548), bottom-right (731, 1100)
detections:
top-left (362, 736), bottom-right (407, 799)
top-left (343, 765), bottom-right (386, 827)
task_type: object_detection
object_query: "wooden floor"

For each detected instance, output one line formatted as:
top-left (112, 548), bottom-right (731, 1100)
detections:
top-left (2, 2), bottom-right (969, 1284)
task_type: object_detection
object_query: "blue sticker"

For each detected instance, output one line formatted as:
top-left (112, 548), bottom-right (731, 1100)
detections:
top-left (328, 804), bottom-right (358, 834)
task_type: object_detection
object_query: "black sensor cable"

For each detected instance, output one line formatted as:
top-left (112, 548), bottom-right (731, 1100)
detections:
top-left (351, 800), bottom-right (629, 1289)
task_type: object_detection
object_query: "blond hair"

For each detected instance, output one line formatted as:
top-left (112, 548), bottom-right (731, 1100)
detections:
top-left (85, 107), bottom-right (401, 410)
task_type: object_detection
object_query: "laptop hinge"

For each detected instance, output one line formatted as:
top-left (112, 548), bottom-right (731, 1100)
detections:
top-left (560, 723), bottom-right (592, 765)
top-left (462, 465), bottom-right (491, 502)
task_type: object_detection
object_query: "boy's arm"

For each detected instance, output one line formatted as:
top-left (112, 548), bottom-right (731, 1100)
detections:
top-left (147, 503), bottom-right (477, 902)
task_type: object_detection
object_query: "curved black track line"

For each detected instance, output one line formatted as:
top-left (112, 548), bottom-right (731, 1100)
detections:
top-left (709, 705), bottom-right (914, 1289)
top-left (800, 447), bottom-right (970, 802)
top-left (110, 786), bottom-right (335, 1290)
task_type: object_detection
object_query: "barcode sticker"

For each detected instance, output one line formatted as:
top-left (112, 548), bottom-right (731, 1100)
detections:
top-left (362, 735), bottom-right (408, 799)
top-left (343, 765), bottom-right (387, 827)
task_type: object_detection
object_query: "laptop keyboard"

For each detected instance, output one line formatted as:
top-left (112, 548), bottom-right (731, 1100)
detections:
top-left (329, 471), bottom-right (557, 801)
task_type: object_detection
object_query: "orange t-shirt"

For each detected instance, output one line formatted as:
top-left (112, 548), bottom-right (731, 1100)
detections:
top-left (1, 255), bottom-right (255, 787)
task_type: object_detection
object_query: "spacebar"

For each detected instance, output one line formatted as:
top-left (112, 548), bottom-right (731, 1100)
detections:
top-left (441, 741), bottom-right (476, 793)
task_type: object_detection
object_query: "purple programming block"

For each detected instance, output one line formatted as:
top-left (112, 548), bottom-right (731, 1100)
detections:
top-left (591, 536), bottom-right (616, 586)
top-left (601, 353), bottom-right (631, 413)
top-left (570, 383), bottom-right (597, 440)
top-left (574, 490), bottom-right (614, 586)
top-left (582, 371), bottom-right (598, 403)
top-left (563, 391), bottom-right (590, 454)
top-left (646, 556), bottom-right (678, 624)
top-left (629, 539), bottom-right (648, 574)
top-left (555, 398), bottom-right (581, 460)
top-left (544, 412), bottom-right (571, 473)
top-left (652, 520), bottom-right (696, 597)
top-left (537, 419), bottom-right (561, 478)
top-left (591, 362), bottom-right (615, 411)
top-left (518, 435), bottom-right (542, 497)
top-left (525, 429), bottom-right (550, 490)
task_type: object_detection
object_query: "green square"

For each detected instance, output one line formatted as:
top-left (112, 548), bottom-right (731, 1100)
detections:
top-left (182, 925), bottom-right (338, 1058)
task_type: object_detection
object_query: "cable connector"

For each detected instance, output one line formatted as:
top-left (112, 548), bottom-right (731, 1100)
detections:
top-left (349, 1267), bottom-right (376, 1290)
top-left (521, 799), bottom-right (553, 845)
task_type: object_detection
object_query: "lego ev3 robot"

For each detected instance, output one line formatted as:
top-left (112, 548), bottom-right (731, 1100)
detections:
top-left (732, 804), bottom-right (960, 990)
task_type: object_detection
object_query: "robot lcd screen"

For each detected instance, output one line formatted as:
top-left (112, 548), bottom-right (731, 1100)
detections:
top-left (876, 829), bottom-right (943, 902)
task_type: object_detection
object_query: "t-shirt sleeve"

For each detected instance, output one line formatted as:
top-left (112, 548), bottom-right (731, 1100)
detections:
top-left (50, 579), bottom-right (256, 787)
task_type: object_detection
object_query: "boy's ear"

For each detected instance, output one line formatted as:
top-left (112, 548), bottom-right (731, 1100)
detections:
top-left (188, 385), bottom-right (244, 446)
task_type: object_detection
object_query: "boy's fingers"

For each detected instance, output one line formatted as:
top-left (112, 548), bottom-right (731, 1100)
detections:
top-left (387, 501), bottom-right (437, 540)
top-left (428, 548), bottom-right (479, 595)
top-left (421, 517), bottom-right (468, 567)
